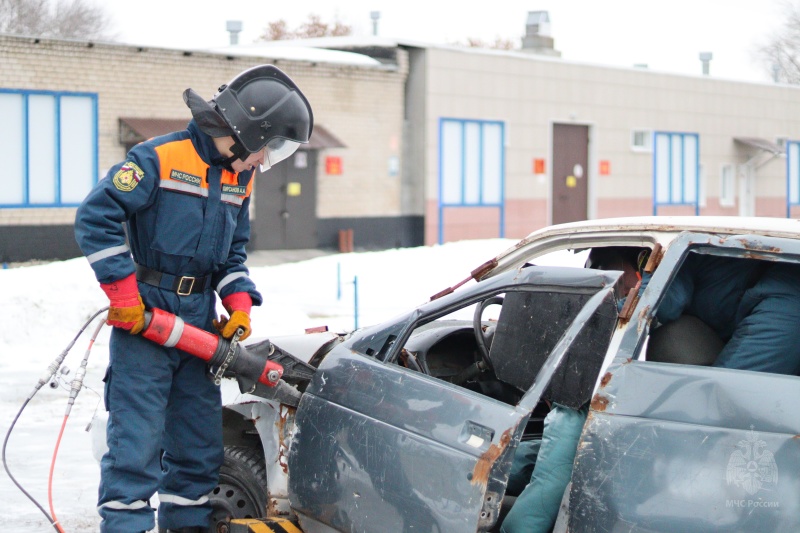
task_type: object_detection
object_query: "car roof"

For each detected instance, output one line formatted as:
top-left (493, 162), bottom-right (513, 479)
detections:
top-left (489, 216), bottom-right (800, 276)
top-left (522, 216), bottom-right (800, 241)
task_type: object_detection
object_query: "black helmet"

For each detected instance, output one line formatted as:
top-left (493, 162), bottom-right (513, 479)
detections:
top-left (184, 64), bottom-right (313, 169)
top-left (585, 246), bottom-right (649, 271)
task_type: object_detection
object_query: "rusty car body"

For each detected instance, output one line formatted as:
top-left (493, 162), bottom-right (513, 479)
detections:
top-left (219, 216), bottom-right (800, 532)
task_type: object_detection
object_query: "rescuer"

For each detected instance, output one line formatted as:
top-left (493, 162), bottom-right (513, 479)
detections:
top-left (74, 65), bottom-right (313, 533)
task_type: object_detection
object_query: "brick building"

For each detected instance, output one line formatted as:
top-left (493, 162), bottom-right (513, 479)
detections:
top-left (0, 34), bottom-right (410, 261)
top-left (3, 25), bottom-right (800, 262)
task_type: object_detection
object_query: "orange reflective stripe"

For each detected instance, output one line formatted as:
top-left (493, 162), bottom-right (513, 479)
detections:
top-left (155, 139), bottom-right (209, 189)
top-left (155, 139), bottom-right (252, 199)
top-left (221, 169), bottom-right (252, 199)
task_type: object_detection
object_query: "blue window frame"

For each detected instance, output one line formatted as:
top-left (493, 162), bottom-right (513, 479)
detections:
top-left (652, 131), bottom-right (699, 215)
top-left (438, 118), bottom-right (505, 243)
top-left (0, 89), bottom-right (98, 207)
top-left (787, 140), bottom-right (800, 217)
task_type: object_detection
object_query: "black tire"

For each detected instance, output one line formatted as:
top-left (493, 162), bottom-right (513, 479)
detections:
top-left (209, 445), bottom-right (269, 528)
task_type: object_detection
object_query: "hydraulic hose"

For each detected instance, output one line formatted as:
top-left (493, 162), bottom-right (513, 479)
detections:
top-left (48, 316), bottom-right (106, 533)
top-left (2, 306), bottom-right (109, 533)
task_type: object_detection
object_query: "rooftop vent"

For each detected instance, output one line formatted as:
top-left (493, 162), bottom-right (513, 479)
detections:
top-left (521, 11), bottom-right (561, 57)
top-left (699, 51), bottom-right (712, 75)
top-left (226, 20), bottom-right (243, 45)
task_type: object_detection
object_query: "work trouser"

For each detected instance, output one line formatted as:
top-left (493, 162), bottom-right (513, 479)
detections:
top-left (501, 404), bottom-right (588, 533)
top-left (98, 328), bottom-right (223, 533)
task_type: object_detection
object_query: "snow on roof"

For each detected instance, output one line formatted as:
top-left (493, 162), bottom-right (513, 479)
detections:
top-left (200, 43), bottom-right (382, 66)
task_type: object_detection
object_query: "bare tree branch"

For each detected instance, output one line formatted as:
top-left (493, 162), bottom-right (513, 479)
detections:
top-left (0, 0), bottom-right (114, 40)
top-left (756, 0), bottom-right (800, 83)
top-left (460, 36), bottom-right (518, 51)
top-left (260, 19), bottom-right (290, 42)
top-left (257, 13), bottom-right (352, 42)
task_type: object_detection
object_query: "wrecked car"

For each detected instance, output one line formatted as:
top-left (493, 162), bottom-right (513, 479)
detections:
top-left (215, 216), bottom-right (800, 532)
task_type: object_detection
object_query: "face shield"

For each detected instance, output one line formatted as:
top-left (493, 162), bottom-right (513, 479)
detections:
top-left (258, 137), bottom-right (301, 172)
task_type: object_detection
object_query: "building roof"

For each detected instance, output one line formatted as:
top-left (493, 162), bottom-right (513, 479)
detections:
top-left (200, 43), bottom-right (383, 66)
top-left (734, 137), bottom-right (785, 155)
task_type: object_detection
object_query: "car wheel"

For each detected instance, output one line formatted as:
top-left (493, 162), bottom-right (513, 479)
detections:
top-left (210, 445), bottom-right (268, 528)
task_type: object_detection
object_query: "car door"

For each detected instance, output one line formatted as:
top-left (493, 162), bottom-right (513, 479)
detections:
top-left (288, 265), bottom-right (621, 532)
top-left (567, 231), bottom-right (800, 532)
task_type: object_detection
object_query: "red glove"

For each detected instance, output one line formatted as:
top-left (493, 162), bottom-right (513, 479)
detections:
top-left (214, 292), bottom-right (252, 341)
top-left (100, 273), bottom-right (145, 334)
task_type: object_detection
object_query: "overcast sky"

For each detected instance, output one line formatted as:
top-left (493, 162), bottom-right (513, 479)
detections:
top-left (102, 0), bottom-right (786, 83)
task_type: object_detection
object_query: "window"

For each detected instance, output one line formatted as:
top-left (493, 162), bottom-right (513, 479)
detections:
top-left (0, 89), bottom-right (98, 207)
top-left (788, 140), bottom-right (800, 217)
top-left (698, 164), bottom-right (706, 208)
top-left (438, 117), bottom-right (505, 243)
top-left (720, 164), bottom-right (736, 207)
top-left (631, 129), bottom-right (652, 152)
top-left (440, 118), bottom-right (504, 206)
top-left (653, 131), bottom-right (699, 215)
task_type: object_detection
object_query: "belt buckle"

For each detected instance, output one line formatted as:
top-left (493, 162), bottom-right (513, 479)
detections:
top-left (177, 276), bottom-right (196, 296)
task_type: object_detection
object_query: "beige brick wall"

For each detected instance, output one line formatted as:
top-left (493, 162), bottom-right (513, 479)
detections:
top-left (423, 46), bottom-right (800, 231)
top-left (0, 34), bottom-right (407, 224)
top-left (0, 207), bottom-right (76, 225)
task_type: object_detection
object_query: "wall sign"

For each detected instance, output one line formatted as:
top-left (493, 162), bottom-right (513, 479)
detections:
top-left (325, 156), bottom-right (342, 175)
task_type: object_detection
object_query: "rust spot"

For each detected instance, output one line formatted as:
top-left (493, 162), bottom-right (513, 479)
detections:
top-left (430, 286), bottom-right (454, 301)
top-left (267, 497), bottom-right (280, 516)
top-left (399, 349), bottom-right (410, 367)
top-left (636, 305), bottom-right (652, 333)
top-left (471, 259), bottom-right (498, 280)
top-left (642, 243), bottom-right (662, 274)
top-left (742, 252), bottom-right (775, 261)
top-left (471, 429), bottom-right (512, 487)
top-left (599, 372), bottom-right (612, 388)
top-left (275, 406), bottom-right (296, 475)
top-left (591, 393), bottom-right (609, 412)
top-left (737, 239), bottom-right (782, 254)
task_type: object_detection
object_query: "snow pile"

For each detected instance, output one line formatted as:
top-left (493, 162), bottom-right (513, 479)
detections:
top-left (0, 239), bottom-right (518, 532)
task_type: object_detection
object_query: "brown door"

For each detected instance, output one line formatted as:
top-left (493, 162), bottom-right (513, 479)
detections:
top-left (552, 124), bottom-right (589, 225)
top-left (252, 149), bottom-right (318, 249)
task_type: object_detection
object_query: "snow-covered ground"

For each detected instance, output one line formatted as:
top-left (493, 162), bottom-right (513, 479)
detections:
top-left (1, 238), bottom-right (551, 532)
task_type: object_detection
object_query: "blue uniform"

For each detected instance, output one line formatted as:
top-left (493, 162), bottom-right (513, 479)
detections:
top-left (501, 404), bottom-right (588, 533)
top-left (501, 253), bottom-right (800, 533)
top-left (75, 120), bottom-right (262, 532)
top-left (655, 254), bottom-right (800, 374)
top-left (713, 262), bottom-right (800, 374)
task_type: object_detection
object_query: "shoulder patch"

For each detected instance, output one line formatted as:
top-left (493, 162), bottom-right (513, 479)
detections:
top-left (113, 162), bottom-right (145, 192)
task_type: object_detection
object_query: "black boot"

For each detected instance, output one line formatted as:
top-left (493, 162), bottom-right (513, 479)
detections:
top-left (165, 528), bottom-right (210, 533)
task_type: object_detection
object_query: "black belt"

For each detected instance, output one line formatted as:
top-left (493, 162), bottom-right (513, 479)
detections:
top-left (135, 264), bottom-right (211, 296)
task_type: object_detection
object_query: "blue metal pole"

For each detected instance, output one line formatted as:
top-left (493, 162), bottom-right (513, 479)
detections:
top-left (353, 275), bottom-right (359, 330)
top-left (337, 262), bottom-right (341, 300)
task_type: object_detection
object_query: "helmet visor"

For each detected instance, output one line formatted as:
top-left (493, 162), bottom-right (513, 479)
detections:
top-left (259, 137), bottom-right (301, 173)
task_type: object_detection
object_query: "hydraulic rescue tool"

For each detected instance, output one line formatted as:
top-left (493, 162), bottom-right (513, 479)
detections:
top-left (140, 307), bottom-right (285, 388)
top-left (140, 308), bottom-right (317, 404)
